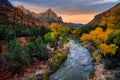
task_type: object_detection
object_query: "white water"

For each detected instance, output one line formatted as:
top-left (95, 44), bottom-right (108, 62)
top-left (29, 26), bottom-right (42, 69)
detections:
top-left (49, 40), bottom-right (93, 80)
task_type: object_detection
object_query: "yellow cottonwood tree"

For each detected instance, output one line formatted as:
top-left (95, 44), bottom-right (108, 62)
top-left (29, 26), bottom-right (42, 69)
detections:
top-left (81, 27), bottom-right (113, 44)
top-left (80, 33), bottom-right (91, 44)
top-left (49, 23), bottom-right (69, 51)
top-left (99, 43), bottom-right (118, 56)
top-left (72, 28), bottom-right (81, 37)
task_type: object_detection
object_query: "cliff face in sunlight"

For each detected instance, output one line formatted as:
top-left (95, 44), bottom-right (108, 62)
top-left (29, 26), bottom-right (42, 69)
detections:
top-left (17, 5), bottom-right (63, 23)
top-left (0, 0), bottom-right (63, 27)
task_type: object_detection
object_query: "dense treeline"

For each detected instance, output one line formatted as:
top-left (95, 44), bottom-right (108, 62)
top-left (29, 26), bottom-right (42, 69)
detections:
top-left (0, 24), bottom-right (50, 71)
top-left (0, 24), bottom-right (49, 41)
top-left (5, 36), bottom-right (48, 71)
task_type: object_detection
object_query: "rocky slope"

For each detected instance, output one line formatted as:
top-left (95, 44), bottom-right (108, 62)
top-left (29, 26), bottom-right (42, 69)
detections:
top-left (83, 3), bottom-right (120, 32)
top-left (17, 5), bottom-right (63, 23)
top-left (0, 0), bottom-right (63, 27)
top-left (0, 0), bottom-right (36, 25)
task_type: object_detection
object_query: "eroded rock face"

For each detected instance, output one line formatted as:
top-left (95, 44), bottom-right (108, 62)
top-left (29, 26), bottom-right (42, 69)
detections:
top-left (17, 6), bottom-right (63, 23)
top-left (49, 40), bottom-right (93, 80)
top-left (0, 0), bottom-right (62, 27)
top-left (0, 0), bottom-right (34, 25)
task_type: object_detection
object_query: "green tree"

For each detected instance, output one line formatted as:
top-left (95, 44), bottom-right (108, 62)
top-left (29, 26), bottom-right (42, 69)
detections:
top-left (49, 23), bottom-right (69, 51)
top-left (29, 36), bottom-right (48, 60)
top-left (114, 36), bottom-right (120, 45)
top-left (44, 32), bottom-right (55, 42)
top-left (5, 39), bottom-right (31, 71)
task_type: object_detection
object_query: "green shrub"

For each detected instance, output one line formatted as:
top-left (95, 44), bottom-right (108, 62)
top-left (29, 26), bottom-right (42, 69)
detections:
top-left (114, 36), bottom-right (120, 45)
top-left (5, 39), bottom-right (31, 71)
top-left (49, 51), bottom-right (67, 68)
top-left (29, 36), bottom-right (48, 60)
top-left (44, 32), bottom-right (54, 42)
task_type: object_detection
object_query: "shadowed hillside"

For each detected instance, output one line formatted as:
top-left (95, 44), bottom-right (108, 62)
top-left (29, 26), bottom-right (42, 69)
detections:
top-left (83, 3), bottom-right (120, 32)
top-left (0, 0), bottom-right (63, 27)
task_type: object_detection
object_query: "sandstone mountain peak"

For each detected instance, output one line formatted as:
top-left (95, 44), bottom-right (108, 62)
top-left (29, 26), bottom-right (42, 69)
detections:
top-left (0, 0), bottom-right (63, 26)
top-left (45, 8), bottom-right (57, 17)
top-left (46, 9), bottom-right (55, 14)
top-left (17, 6), bottom-right (63, 23)
top-left (47, 8), bottom-right (52, 12)
top-left (17, 5), bottom-right (25, 9)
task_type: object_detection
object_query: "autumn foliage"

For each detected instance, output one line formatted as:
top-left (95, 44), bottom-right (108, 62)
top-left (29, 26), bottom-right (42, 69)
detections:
top-left (81, 27), bottom-right (119, 56)
top-left (81, 27), bottom-right (113, 44)
top-left (99, 43), bottom-right (118, 56)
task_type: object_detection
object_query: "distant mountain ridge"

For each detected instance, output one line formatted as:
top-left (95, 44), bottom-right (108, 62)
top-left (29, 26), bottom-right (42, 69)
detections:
top-left (17, 5), bottom-right (63, 23)
top-left (0, 0), bottom-right (84, 27)
top-left (0, 0), bottom-right (63, 27)
top-left (67, 23), bottom-right (84, 27)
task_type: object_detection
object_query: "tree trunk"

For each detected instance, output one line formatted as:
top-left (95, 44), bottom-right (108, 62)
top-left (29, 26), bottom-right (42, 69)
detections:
top-left (54, 35), bottom-right (59, 51)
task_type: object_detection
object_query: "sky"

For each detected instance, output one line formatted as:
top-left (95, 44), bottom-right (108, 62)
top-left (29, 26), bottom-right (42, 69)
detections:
top-left (9, 0), bottom-right (119, 24)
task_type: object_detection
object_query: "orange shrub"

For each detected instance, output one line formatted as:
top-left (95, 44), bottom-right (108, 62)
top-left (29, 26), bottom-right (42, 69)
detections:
top-left (99, 43), bottom-right (118, 56)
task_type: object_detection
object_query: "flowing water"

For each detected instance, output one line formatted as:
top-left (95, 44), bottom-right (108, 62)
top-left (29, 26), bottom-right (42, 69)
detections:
top-left (49, 40), bottom-right (93, 80)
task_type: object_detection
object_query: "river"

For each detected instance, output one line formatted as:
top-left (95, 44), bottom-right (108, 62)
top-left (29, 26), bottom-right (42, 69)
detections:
top-left (49, 40), bottom-right (93, 80)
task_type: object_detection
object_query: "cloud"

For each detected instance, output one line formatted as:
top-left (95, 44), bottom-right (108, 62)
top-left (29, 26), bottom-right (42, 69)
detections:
top-left (9, 0), bottom-right (119, 15)
top-left (9, 0), bottom-right (119, 23)
top-left (89, 0), bottom-right (119, 5)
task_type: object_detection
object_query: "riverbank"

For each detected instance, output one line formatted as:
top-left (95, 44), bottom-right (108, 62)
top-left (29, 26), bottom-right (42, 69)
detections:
top-left (7, 39), bottom-right (70, 80)
top-left (6, 39), bottom-right (94, 80)
top-left (83, 43), bottom-right (120, 80)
